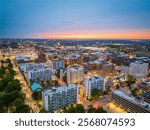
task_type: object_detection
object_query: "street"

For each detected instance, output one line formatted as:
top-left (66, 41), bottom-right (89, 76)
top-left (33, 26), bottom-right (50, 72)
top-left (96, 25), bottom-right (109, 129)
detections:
top-left (12, 59), bottom-right (39, 113)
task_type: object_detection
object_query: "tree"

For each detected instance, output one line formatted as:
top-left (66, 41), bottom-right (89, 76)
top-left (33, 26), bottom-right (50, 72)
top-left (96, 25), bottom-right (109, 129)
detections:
top-left (63, 104), bottom-right (85, 113)
top-left (125, 75), bottom-right (136, 87)
top-left (0, 65), bottom-right (5, 77)
top-left (39, 108), bottom-right (48, 113)
top-left (63, 75), bottom-right (67, 83)
top-left (7, 67), bottom-right (16, 76)
top-left (14, 104), bottom-right (30, 113)
top-left (5, 79), bottom-right (22, 92)
top-left (1, 60), bottom-right (4, 63)
top-left (32, 91), bottom-right (42, 100)
top-left (8, 62), bottom-right (13, 68)
top-left (96, 107), bottom-right (107, 113)
top-left (104, 86), bottom-right (111, 95)
top-left (131, 88), bottom-right (138, 96)
top-left (0, 82), bottom-right (5, 91)
top-left (54, 80), bottom-right (58, 86)
top-left (87, 107), bottom-right (97, 113)
top-left (5, 58), bottom-right (11, 63)
top-left (55, 70), bottom-right (60, 79)
top-left (0, 61), bottom-right (30, 113)
top-left (10, 98), bottom-right (24, 112)
top-left (115, 84), bottom-right (120, 89)
top-left (91, 88), bottom-right (101, 98)
top-left (87, 105), bottom-right (107, 113)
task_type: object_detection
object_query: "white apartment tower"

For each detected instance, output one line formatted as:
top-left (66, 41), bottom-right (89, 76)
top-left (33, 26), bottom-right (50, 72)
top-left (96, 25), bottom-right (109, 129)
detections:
top-left (129, 61), bottom-right (148, 77)
top-left (27, 67), bottom-right (52, 82)
top-left (42, 84), bottom-right (78, 112)
top-left (67, 66), bottom-right (84, 84)
top-left (50, 60), bottom-right (65, 71)
top-left (84, 76), bottom-right (105, 98)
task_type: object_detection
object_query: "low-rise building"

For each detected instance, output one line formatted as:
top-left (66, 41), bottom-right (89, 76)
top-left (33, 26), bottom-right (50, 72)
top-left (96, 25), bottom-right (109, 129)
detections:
top-left (112, 90), bottom-right (150, 113)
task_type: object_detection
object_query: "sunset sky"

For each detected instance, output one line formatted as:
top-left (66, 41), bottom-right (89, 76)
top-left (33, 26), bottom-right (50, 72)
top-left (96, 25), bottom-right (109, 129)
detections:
top-left (0, 0), bottom-right (150, 39)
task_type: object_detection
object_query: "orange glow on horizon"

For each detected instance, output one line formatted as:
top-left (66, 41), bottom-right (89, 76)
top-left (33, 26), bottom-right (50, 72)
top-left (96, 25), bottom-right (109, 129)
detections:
top-left (33, 30), bottom-right (150, 40)
top-left (46, 33), bottom-right (150, 39)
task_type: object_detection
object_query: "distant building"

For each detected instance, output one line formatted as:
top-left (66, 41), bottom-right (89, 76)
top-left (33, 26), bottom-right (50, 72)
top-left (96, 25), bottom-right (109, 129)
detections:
top-left (121, 62), bottom-right (130, 75)
top-left (129, 61), bottom-right (148, 77)
top-left (84, 76), bottom-right (105, 98)
top-left (67, 66), bottom-right (84, 84)
top-left (37, 53), bottom-right (47, 63)
top-left (64, 54), bottom-right (83, 65)
top-left (99, 53), bottom-right (108, 60)
top-left (121, 61), bottom-right (149, 77)
top-left (42, 84), bottom-right (78, 112)
top-left (112, 90), bottom-right (150, 113)
top-left (50, 59), bottom-right (65, 71)
top-left (87, 60), bottom-right (114, 73)
top-left (16, 56), bottom-right (33, 63)
top-left (113, 52), bottom-right (129, 66)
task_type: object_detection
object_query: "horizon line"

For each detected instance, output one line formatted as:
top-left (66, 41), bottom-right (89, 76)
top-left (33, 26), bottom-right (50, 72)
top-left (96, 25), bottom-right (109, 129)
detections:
top-left (0, 38), bottom-right (150, 40)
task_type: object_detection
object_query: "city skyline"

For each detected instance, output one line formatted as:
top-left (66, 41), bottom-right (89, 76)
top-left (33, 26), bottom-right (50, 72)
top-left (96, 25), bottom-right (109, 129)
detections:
top-left (0, 0), bottom-right (150, 39)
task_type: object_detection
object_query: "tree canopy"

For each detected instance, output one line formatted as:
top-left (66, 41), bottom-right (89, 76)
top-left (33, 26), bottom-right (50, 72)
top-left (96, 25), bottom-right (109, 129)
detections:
top-left (0, 60), bottom-right (30, 113)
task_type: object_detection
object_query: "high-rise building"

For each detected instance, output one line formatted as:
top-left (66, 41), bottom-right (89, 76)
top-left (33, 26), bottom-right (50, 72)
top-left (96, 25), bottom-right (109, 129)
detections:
top-left (42, 84), bottom-right (78, 112)
top-left (121, 63), bottom-right (130, 76)
top-left (121, 61), bottom-right (148, 77)
top-left (112, 90), bottom-right (150, 113)
top-left (129, 61), bottom-right (148, 77)
top-left (50, 59), bottom-right (65, 71)
top-left (67, 66), bottom-right (84, 84)
top-left (84, 76), bottom-right (105, 98)
top-left (26, 67), bottom-right (52, 82)
top-left (22, 63), bottom-right (46, 72)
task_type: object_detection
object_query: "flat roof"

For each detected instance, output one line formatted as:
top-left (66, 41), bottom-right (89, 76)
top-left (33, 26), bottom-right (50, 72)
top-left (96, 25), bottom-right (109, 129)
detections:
top-left (43, 84), bottom-right (77, 94)
top-left (143, 92), bottom-right (150, 99)
top-left (113, 90), bottom-right (150, 111)
top-left (85, 76), bottom-right (104, 81)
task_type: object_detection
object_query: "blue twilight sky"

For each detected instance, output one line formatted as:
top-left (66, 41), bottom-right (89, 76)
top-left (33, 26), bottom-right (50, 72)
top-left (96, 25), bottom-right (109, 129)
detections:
top-left (0, 0), bottom-right (150, 39)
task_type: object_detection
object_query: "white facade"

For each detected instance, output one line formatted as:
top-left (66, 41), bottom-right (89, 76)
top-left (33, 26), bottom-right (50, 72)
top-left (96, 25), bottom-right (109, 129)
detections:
top-left (67, 66), bottom-right (84, 84)
top-left (129, 61), bottom-right (148, 77)
top-left (42, 84), bottom-right (78, 112)
top-left (26, 67), bottom-right (52, 82)
top-left (121, 65), bottom-right (130, 75)
top-left (84, 76), bottom-right (105, 98)
top-left (23, 63), bottom-right (46, 72)
top-left (50, 60), bottom-right (65, 71)
top-left (99, 53), bottom-right (108, 60)
top-left (121, 61), bottom-right (148, 77)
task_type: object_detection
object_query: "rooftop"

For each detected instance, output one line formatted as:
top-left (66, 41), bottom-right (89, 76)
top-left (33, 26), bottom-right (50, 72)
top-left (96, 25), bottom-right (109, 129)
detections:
top-left (86, 76), bottom-right (104, 81)
top-left (43, 84), bottom-right (77, 94)
top-left (143, 92), bottom-right (150, 99)
top-left (31, 82), bottom-right (42, 92)
top-left (113, 90), bottom-right (150, 111)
